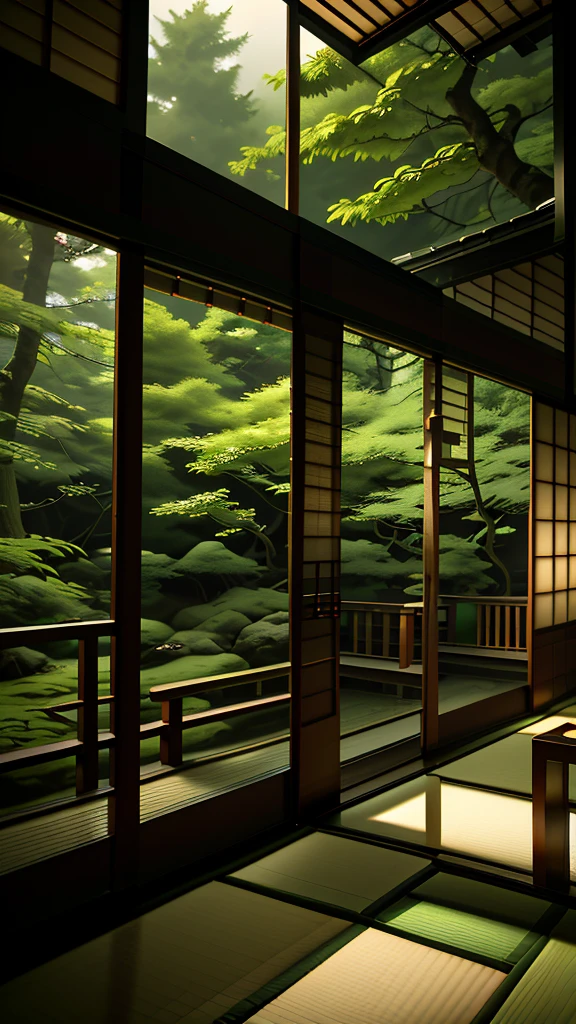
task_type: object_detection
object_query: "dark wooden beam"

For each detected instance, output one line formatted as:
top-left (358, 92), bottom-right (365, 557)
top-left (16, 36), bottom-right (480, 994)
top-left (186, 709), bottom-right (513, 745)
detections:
top-left (286, 0), bottom-right (301, 215)
top-left (108, 247), bottom-right (144, 890)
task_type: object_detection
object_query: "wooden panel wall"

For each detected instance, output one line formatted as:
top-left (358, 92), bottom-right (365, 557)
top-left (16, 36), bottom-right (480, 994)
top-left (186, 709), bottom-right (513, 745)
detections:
top-left (290, 308), bottom-right (342, 816)
top-left (531, 401), bottom-right (576, 706)
top-left (0, 0), bottom-right (122, 103)
top-left (444, 253), bottom-right (565, 351)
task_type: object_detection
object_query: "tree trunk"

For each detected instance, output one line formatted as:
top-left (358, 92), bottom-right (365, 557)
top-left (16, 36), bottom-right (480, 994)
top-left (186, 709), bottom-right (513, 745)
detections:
top-left (446, 65), bottom-right (554, 210)
top-left (0, 223), bottom-right (56, 538)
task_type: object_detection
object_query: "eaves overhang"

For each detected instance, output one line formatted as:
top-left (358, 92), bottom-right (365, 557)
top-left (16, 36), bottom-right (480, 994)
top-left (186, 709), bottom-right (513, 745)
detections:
top-left (392, 200), bottom-right (557, 288)
top-left (297, 0), bottom-right (552, 66)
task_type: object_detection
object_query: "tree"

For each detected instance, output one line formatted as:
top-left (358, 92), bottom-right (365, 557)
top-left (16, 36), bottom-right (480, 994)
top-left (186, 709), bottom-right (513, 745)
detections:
top-left (148, 2), bottom-right (257, 176)
top-left (231, 27), bottom-right (553, 254)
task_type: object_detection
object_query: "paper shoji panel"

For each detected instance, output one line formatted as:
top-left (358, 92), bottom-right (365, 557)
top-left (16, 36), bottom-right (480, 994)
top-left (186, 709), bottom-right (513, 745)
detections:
top-left (432, 364), bottom-right (472, 466)
top-left (532, 402), bottom-right (576, 706)
top-left (290, 311), bottom-right (342, 813)
top-left (444, 254), bottom-right (565, 352)
top-left (533, 404), bottom-right (576, 629)
top-left (0, 0), bottom-right (122, 104)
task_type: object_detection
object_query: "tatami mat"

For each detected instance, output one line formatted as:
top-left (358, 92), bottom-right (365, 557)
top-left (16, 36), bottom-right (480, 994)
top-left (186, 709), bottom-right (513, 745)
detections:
top-left (329, 777), bottom-right (576, 878)
top-left (243, 927), bottom-right (506, 1024)
top-left (433, 730), bottom-right (576, 800)
top-left (231, 832), bottom-right (430, 912)
top-left (379, 872), bottom-right (553, 964)
top-left (381, 899), bottom-right (531, 963)
top-left (0, 882), bottom-right (347, 1024)
top-left (490, 911), bottom-right (576, 1023)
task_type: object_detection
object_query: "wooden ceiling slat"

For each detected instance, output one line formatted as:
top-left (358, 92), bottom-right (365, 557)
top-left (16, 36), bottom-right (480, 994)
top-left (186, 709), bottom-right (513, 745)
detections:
top-left (299, 0), bottom-right (551, 60)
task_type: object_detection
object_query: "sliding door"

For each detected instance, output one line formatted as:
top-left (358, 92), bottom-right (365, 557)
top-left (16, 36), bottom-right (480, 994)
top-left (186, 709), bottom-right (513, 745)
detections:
top-left (340, 332), bottom-right (425, 776)
top-left (423, 361), bottom-right (531, 748)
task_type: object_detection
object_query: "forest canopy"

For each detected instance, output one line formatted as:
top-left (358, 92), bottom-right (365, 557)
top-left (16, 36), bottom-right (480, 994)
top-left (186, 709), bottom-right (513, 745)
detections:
top-left (0, 2), bottom-right (533, 804)
top-left (147, 1), bottom-right (553, 259)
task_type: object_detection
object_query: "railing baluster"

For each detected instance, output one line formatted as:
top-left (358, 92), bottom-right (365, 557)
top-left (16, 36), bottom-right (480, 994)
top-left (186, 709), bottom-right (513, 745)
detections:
top-left (353, 611), bottom-right (359, 654)
top-left (366, 611), bottom-right (373, 657)
top-left (76, 635), bottom-right (99, 794)
top-left (399, 612), bottom-right (415, 670)
top-left (515, 605), bottom-right (521, 649)
top-left (160, 698), bottom-right (183, 766)
top-left (476, 604), bottom-right (482, 647)
top-left (447, 604), bottom-right (457, 643)
top-left (485, 605), bottom-right (491, 648)
top-left (494, 605), bottom-right (501, 648)
top-left (505, 605), bottom-right (511, 649)
top-left (383, 611), bottom-right (391, 658)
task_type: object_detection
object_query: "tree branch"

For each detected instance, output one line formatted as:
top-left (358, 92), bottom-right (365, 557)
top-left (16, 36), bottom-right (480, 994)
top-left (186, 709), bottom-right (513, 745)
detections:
top-left (446, 65), bottom-right (553, 209)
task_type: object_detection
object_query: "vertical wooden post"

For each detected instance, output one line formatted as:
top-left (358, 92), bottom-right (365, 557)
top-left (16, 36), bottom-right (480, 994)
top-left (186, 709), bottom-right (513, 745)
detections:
top-left (425, 775), bottom-right (442, 849)
top-left (528, 398), bottom-right (537, 708)
top-left (290, 305), bottom-right (342, 818)
top-left (76, 634), bottom-right (100, 794)
top-left (553, 2), bottom-right (575, 404)
top-left (160, 699), bottom-right (183, 767)
top-left (399, 612), bottom-right (414, 671)
top-left (422, 359), bottom-right (440, 750)
top-left (285, 0), bottom-right (300, 215)
top-left (532, 742), bottom-right (569, 890)
top-left (108, 247), bottom-right (144, 890)
top-left (120, 0), bottom-right (150, 135)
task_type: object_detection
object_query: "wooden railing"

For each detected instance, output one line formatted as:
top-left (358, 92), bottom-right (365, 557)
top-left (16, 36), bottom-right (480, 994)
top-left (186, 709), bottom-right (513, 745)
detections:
top-left (0, 620), bottom-right (116, 795)
top-left (148, 662), bottom-right (291, 767)
top-left (438, 595), bottom-right (528, 652)
top-left (340, 594), bottom-right (528, 670)
top-left (340, 601), bottom-right (422, 669)
top-left (0, 619), bottom-right (291, 818)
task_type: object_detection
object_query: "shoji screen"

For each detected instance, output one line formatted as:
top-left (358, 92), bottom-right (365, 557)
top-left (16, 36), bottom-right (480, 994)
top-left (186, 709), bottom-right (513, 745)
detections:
top-left (532, 402), bottom-right (576, 705)
top-left (290, 310), bottom-right (342, 814)
top-left (0, 1), bottom-right (122, 103)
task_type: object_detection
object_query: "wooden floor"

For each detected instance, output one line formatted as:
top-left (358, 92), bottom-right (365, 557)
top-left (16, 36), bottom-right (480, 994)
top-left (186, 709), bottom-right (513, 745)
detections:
top-left (0, 679), bottom-right (530, 877)
top-left (0, 743), bottom-right (291, 876)
top-left (0, 800), bottom-right (109, 876)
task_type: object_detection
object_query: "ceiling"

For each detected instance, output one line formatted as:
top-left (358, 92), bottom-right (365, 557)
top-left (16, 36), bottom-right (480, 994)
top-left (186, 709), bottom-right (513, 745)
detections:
top-left (298, 0), bottom-right (552, 65)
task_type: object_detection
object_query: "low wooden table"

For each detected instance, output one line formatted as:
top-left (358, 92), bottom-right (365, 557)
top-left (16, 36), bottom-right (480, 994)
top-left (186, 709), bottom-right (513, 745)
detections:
top-left (532, 723), bottom-right (576, 890)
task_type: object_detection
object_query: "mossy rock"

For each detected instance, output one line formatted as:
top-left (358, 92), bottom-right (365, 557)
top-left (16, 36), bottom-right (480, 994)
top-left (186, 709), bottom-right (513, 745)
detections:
top-left (232, 621), bottom-right (289, 668)
top-left (140, 652), bottom-right (249, 690)
top-left (140, 618), bottom-right (174, 650)
top-left (0, 646), bottom-right (51, 680)
top-left (172, 541), bottom-right (263, 578)
top-left (192, 610), bottom-right (251, 642)
top-left (0, 574), bottom-right (100, 627)
top-left (172, 587), bottom-right (288, 631)
top-left (57, 558), bottom-right (107, 587)
top-left (262, 611), bottom-right (290, 625)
